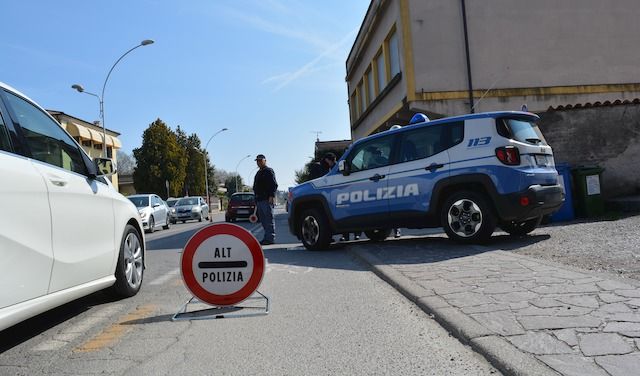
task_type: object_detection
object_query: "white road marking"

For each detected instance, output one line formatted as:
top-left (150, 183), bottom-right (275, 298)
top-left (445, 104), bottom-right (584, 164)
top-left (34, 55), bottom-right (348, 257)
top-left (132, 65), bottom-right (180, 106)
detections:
top-left (149, 268), bottom-right (180, 285)
top-left (31, 304), bottom-right (124, 352)
top-left (265, 259), bottom-right (313, 274)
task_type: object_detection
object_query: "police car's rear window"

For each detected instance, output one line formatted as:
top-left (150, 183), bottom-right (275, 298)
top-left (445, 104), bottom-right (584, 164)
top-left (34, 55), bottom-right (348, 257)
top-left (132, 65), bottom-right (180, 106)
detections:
top-left (497, 118), bottom-right (547, 145)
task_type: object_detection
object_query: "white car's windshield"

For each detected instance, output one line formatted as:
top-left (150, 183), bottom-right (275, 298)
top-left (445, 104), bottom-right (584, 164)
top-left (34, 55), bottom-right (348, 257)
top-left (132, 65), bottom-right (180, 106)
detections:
top-left (128, 196), bottom-right (149, 207)
top-left (177, 198), bottom-right (198, 206)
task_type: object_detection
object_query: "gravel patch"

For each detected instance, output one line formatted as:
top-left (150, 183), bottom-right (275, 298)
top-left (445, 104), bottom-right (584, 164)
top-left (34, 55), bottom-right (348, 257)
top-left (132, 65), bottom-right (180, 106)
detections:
top-left (504, 215), bottom-right (640, 281)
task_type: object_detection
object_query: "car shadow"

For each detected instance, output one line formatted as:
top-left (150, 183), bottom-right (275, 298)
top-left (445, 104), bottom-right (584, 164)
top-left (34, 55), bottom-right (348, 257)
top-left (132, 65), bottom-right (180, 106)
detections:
top-left (0, 291), bottom-right (122, 354)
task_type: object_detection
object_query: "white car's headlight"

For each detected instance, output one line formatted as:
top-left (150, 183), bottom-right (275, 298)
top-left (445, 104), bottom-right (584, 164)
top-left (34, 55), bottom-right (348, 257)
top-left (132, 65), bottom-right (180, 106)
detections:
top-left (171, 208), bottom-right (176, 213)
top-left (192, 207), bottom-right (201, 212)
top-left (139, 210), bottom-right (148, 219)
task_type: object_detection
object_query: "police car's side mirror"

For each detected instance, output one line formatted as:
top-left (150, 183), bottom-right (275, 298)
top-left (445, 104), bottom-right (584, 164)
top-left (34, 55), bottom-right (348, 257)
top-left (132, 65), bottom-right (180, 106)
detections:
top-left (339, 160), bottom-right (350, 176)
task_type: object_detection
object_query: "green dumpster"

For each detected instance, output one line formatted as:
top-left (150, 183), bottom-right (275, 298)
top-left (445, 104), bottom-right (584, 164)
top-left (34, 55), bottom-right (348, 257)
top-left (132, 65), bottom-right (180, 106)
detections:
top-left (571, 166), bottom-right (605, 217)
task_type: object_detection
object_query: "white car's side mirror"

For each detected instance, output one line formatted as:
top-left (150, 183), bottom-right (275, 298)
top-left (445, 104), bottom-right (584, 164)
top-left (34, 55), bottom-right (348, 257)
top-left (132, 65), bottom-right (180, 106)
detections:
top-left (94, 158), bottom-right (116, 177)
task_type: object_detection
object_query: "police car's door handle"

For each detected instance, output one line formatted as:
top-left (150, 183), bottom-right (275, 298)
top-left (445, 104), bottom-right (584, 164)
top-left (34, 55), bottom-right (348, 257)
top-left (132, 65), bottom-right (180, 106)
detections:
top-left (369, 174), bottom-right (386, 182)
top-left (425, 163), bottom-right (444, 172)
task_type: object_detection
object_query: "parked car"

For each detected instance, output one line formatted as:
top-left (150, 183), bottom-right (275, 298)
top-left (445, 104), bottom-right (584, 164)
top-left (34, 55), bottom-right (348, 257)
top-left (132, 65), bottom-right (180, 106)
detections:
top-left (127, 194), bottom-right (170, 233)
top-left (174, 196), bottom-right (209, 223)
top-left (0, 81), bottom-right (145, 331)
top-left (288, 111), bottom-right (564, 250)
top-left (166, 197), bottom-right (179, 224)
top-left (226, 192), bottom-right (257, 222)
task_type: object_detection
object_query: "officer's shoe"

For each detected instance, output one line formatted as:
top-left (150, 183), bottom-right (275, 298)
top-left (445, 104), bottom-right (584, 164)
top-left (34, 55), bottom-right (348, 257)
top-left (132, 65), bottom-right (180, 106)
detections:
top-left (260, 239), bottom-right (274, 245)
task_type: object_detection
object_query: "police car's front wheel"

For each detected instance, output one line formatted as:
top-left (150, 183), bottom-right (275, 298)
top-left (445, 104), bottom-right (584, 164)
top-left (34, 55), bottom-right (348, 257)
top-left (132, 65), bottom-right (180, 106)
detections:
top-left (441, 191), bottom-right (496, 244)
top-left (300, 208), bottom-right (331, 251)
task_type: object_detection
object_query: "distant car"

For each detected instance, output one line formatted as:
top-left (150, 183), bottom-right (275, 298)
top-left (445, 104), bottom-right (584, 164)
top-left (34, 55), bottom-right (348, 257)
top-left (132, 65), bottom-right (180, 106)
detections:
top-left (127, 194), bottom-right (170, 232)
top-left (174, 196), bottom-right (209, 223)
top-left (226, 192), bottom-right (256, 222)
top-left (166, 197), bottom-right (179, 224)
top-left (0, 81), bottom-right (145, 331)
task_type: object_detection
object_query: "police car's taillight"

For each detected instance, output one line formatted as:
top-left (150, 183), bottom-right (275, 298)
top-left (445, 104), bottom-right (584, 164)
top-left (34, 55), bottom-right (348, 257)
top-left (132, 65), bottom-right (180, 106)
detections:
top-left (495, 146), bottom-right (520, 165)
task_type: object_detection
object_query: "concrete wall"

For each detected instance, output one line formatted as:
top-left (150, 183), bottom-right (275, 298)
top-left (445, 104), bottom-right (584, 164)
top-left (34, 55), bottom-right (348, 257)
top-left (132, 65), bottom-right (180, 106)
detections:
top-left (538, 104), bottom-right (640, 197)
top-left (409, 0), bottom-right (640, 92)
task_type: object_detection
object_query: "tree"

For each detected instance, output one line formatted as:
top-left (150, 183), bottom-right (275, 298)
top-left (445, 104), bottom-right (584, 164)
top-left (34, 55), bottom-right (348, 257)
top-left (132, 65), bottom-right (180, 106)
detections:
top-left (116, 150), bottom-right (136, 175)
top-left (224, 174), bottom-right (244, 197)
top-left (295, 163), bottom-right (313, 184)
top-left (133, 118), bottom-right (187, 198)
top-left (183, 134), bottom-right (206, 196)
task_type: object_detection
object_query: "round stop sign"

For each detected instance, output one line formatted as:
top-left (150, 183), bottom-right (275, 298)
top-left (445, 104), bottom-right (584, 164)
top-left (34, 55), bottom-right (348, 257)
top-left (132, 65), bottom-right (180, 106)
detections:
top-left (181, 223), bottom-right (265, 306)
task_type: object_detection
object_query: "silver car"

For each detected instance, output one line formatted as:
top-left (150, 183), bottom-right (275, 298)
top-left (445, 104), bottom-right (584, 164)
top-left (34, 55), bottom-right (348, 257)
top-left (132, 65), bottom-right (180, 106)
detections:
top-left (166, 197), bottom-right (179, 224)
top-left (127, 194), bottom-right (170, 232)
top-left (174, 196), bottom-right (209, 223)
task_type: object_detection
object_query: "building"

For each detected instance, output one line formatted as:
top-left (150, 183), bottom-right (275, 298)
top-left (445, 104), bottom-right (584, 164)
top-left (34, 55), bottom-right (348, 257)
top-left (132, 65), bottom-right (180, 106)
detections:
top-left (346, 0), bottom-right (640, 197)
top-left (48, 110), bottom-right (123, 189)
top-left (314, 139), bottom-right (352, 160)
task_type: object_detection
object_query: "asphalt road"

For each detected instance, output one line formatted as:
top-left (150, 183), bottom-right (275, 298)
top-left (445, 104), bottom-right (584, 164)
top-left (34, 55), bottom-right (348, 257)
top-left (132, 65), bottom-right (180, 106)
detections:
top-left (0, 207), bottom-right (498, 375)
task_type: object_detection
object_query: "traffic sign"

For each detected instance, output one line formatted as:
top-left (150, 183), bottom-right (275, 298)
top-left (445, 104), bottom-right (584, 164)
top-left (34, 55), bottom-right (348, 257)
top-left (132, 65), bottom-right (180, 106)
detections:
top-left (181, 223), bottom-right (265, 306)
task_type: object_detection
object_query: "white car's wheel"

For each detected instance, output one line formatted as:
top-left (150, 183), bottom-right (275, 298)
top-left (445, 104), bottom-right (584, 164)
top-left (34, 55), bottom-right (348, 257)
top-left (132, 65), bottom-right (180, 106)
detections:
top-left (109, 224), bottom-right (144, 297)
top-left (148, 216), bottom-right (155, 233)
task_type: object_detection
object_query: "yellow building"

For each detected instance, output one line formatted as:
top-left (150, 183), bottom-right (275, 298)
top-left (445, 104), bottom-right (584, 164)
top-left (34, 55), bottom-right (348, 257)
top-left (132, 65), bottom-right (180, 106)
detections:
top-left (47, 110), bottom-right (122, 189)
top-left (347, 0), bottom-right (640, 140)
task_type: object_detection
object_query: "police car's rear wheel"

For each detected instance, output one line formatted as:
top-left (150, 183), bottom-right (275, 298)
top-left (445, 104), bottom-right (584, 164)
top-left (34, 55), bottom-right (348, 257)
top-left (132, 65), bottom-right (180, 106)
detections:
top-left (441, 191), bottom-right (496, 244)
top-left (300, 209), bottom-right (331, 251)
top-left (365, 229), bottom-right (391, 242)
top-left (500, 216), bottom-right (542, 236)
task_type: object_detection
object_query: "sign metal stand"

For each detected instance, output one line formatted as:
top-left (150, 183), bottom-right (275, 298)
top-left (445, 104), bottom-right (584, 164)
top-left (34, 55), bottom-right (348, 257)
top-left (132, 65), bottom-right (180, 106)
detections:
top-left (172, 291), bottom-right (269, 321)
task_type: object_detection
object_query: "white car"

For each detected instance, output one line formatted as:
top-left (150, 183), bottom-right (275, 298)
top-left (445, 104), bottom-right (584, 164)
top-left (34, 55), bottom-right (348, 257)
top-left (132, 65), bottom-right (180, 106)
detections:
top-left (0, 82), bottom-right (146, 331)
top-left (127, 193), bottom-right (170, 232)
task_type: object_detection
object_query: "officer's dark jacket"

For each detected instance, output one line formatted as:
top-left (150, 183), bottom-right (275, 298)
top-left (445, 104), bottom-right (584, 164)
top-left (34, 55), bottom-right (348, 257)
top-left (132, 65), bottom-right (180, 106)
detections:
top-left (253, 167), bottom-right (278, 201)
top-left (308, 162), bottom-right (329, 180)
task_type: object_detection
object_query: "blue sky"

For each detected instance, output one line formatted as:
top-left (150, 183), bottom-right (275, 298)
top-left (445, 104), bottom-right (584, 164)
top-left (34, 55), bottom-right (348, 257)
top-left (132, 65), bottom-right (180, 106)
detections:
top-left (1, 0), bottom-right (370, 189)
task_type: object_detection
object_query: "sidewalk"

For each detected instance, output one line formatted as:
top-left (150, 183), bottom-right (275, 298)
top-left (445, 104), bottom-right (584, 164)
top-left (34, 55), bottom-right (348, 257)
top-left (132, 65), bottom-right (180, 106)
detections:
top-left (350, 239), bottom-right (640, 376)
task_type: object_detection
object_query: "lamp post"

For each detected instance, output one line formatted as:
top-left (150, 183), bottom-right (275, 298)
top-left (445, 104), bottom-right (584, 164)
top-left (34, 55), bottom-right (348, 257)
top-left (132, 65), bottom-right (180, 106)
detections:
top-left (201, 128), bottom-right (228, 221)
top-left (72, 39), bottom-right (154, 158)
top-left (235, 154), bottom-right (251, 193)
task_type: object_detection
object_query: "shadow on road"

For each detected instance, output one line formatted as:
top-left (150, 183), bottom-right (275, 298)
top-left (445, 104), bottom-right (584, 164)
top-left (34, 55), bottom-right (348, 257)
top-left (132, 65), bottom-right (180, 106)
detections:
top-left (0, 291), bottom-right (122, 354)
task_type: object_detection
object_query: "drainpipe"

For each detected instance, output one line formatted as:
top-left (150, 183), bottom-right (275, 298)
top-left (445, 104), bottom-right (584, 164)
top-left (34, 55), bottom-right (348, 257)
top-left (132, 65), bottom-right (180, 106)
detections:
top-left (461, 0), bottom-right (475, 113)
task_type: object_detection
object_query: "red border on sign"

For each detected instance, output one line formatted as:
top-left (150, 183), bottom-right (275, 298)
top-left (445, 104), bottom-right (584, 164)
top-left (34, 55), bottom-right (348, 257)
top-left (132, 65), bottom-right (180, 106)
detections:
top-left (181, 223), bottom-right (265, 306)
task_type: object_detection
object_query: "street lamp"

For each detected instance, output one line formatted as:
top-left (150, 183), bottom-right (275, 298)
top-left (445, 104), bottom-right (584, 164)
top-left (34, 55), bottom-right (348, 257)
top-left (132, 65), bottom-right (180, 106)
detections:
top-left (72, 39), bottom-right (154, 158)
top-left (201, 128), bottom-right (229, 221)
top-left (235, 154), bottom-right (251, 193)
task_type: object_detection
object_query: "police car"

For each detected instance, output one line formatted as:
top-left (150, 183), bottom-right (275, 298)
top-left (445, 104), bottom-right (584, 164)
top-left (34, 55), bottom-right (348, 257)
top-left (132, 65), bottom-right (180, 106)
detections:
top-left (288, 111), bottom-right (564, 251)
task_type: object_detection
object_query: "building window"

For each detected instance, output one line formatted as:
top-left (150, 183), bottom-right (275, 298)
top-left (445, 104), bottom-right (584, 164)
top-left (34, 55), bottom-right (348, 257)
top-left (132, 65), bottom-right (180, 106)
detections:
top-left (375, 51), bottom-right (385, 94)
top-left (82, 140), bottom-right (91, 147)
top-left (107, 146), bottom-right (113, 158)
top-left (388, 30), bottom-right (400, 77)
top-left (94, 143), bottom-right (102, 150)
top-left (367, 66), bottom-right (375, 104)
top-left (350, 93), bottom-right (357, 121)
top-left (358, 80), bottom-right (365, 113)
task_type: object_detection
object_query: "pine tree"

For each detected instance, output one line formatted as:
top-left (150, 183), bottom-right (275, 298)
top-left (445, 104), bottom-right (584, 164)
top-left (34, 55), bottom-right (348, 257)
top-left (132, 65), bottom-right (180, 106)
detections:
top-left (132, 119), bottom-right (187, 198)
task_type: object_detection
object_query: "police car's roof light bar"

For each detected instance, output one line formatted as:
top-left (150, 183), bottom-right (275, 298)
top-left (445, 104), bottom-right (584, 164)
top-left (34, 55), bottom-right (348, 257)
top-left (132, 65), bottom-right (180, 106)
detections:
top-left (409, 113), bottom-right (430, 125)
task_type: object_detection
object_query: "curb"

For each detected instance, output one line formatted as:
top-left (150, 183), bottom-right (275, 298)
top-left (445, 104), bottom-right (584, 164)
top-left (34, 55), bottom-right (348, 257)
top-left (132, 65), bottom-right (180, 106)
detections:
top-left (349, 246), bottom-right (559, 376)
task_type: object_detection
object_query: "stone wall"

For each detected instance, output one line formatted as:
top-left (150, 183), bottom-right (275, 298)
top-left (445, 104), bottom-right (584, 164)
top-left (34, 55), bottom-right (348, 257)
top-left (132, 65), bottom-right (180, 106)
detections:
top-left (537, 103), bottom-right (640, 197)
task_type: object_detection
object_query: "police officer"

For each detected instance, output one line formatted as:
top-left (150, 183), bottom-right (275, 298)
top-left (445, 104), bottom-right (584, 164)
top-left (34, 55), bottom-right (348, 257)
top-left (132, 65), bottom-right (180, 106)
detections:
top-left (309, 152), bottom-right (336, 180)
top-left (253, 154), bottom-right (278, 245)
